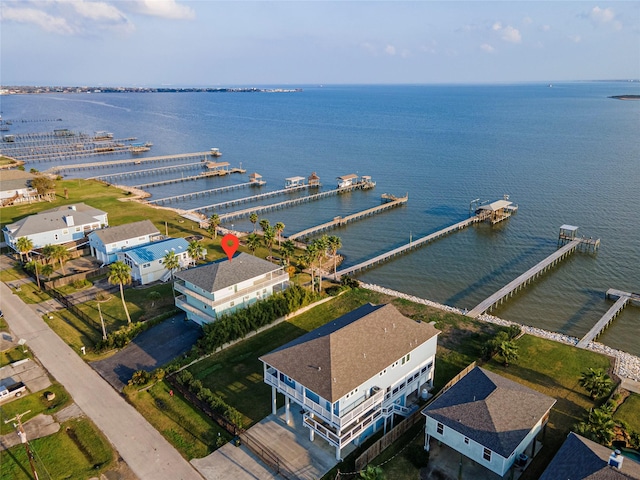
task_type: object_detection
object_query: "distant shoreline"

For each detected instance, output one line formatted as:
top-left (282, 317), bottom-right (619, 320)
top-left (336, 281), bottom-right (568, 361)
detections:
top-left (609, 95), bottom-right (640, 100)
top-left (0, 86), bottom-right (302, 95)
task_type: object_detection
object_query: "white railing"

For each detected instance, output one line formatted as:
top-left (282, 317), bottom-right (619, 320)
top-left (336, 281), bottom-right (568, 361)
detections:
top-left (174, 272), bottom-right (289, 309)
top-left (339, 388), bottom-right (384, 427)
top-left (175, 296), bottom-right (218, 323)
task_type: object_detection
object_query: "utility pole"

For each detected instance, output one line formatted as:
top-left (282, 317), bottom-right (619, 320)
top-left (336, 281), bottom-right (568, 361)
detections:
top-left (5, 410), bottom-right (40, 480)
top-left (97, 302), bottom-right (107, 340)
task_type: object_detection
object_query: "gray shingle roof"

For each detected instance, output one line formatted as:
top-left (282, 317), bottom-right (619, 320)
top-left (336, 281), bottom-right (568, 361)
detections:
top-left (540, 432), bottom-right (640, 480)
top-left (422, 367), bottom-right (556, 458)
top-left (91, 220), bottom-right (159, 244)
top-left (0, 170), bottom-right (35, 191)
top-left (259, 303), bottom-right (440, 402)
top-left (4, 203), bottom-right (106, 237)
top-left (174, 252), bottom-right (281, 292)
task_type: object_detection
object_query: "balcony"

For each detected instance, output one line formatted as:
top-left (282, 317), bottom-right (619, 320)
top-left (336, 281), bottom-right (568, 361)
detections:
top-left (174, 272), bottom-right (289, 310)
top-left (175, 295), bottom-right (218, 323)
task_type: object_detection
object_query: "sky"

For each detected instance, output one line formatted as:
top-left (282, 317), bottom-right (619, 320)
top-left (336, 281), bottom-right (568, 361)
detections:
top-left (1, 1), bottom-right (639, 86)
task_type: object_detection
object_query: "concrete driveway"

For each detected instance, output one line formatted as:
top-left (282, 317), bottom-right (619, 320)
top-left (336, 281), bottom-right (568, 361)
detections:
top-left (91, 314), bottom-right (201, 390)
top-left (0, 358), bottom-right (52, 396)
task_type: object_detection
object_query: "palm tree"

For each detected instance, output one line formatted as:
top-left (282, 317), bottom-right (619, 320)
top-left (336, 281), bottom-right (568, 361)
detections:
top-left (302, 243), bottom-right (318, 292)
top-left (41, 263), bottom-right (54, 281)
top-left (259, 219), bottom-right (270, 234)
top-left (360, 465), bottom-right (386, 480)
top-left (42, 244), bottom-right (69, 275)
top-left (16, 236), bottom-right (33, 262)
top-left (497, 340), bottom-right (519, 366)
top-left (249, 213), bottom-right (259, 233)
top-left (576, 407), bottom-right (615, 445)
top-left (311, 237), bottom-right (328, 292)
top-left (163, 250), bottom-right (181, 297)
top-left (280, 240), bottom-right (295, 265)
top-left (327, 235), bottom-right (342, 280)
top-left (187, 240), bottom-right (204, 266)
top-left (108, 261), bottom-right (132, 324)
top-left (246, 233), bottom-right (261, 254)
top-left (274, 222), bottom-right (285, 246)
top-left (25, 260), bottom-right (43, 290)
top-left (579, 368), bottom-right (613, 400)
top-left (208, 213), bottom-right (220, 239)
top-left (263, 226), bottom-right (276, 257)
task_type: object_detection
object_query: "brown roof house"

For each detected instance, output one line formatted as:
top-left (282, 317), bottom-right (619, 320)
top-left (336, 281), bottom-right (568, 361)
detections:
top-left (260, 303), bottom-right (440, 460)
top-left (422, 367), bottom-right (556, 478)
top-left (540, 432), bottom-right (640, 480)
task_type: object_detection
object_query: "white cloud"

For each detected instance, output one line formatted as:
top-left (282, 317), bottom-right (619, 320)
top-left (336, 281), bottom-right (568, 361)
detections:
top-left (56, 0), bottom-right (126, 22)
top-left (131, 0), bottom-right (195, 20)
top-left (361, 42), bottom-right (377, 55)
top-left (522, 16), bottom-right (533, 25)
top-left (540, 25), bottom-right (551, 32)
top-left (384, 45), bottom-right (396, 56)
top-left (492, 22), bottom-right (502, 31)
top-left (480, 43), bottom-right (495, 53)
top-left (590, 6), bottom-right (615, 24)
top-left (501, 25), bottom-right (521, 43)
top-left (569, 34), bottom-right (582, 43)
top-left (1, 6), bottom-right (75, 35)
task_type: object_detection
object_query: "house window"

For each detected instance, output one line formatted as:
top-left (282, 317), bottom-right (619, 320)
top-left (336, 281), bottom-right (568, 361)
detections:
top-left (464, 437), bottom-right (470, 445)
top-left (402, 353), bottom-right (411, 365)
top-left (230, 301), bottom-right (235, 307)
top-left (54, 234), bottom-right (59, 240)
top-left (75, 227), bottom-right (81, 232)
top-left (483, 448), bottom-right (492, 461)
top-left (436, 423), bottom-right (444, 435)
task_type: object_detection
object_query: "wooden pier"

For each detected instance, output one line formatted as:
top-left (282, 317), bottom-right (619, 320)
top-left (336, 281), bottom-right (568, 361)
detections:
top-left (217, 182), bottom-right (370, 223)
top-left (466, 239), bottom-right (583, 318)
top-left (88, 162), bottom-right (203, 181)
top-left (148, 182), bottom-right (257, 205)
top-left (189, 185), bottom-right (309, 213)
top-left (576, 289), bottom-right (639, 348)
top-left (288, 194), bottom-right (408, 241)
top-left (46, 152), bottom-right (213, 174)
top-left (336, 215), bottom-right (483, 279)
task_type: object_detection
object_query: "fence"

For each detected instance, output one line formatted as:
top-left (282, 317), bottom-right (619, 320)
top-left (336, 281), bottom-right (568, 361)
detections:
top-left (43, 265), bottom-right (110, 290)
top-left (240, 430), bottom-right (297, 480)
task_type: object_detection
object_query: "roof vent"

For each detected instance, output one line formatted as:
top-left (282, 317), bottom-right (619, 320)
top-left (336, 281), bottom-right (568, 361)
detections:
top-left (609, 450), bottom-right (624, 469)
top-left (64, 215), bottom-right (75, 226)
top-left (69, 205), bottom-right (77, 211)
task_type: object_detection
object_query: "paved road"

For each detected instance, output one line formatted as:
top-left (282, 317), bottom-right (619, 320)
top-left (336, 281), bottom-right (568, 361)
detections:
top-left (0, 281), bottom-right (204, 480)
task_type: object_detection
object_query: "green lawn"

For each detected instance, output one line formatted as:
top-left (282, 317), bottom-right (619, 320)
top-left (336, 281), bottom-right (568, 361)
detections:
top-left (484, 334), bottom-right (613, 480)
top-left (0, 383), bottom-right (71, 435)
top-left (124, 380), bottom-right (230, 460)
top-left (0, 345), bottom-right (32, 368)
top-left (0, 418), bottom-right (114, 480)
top-left (615, 393), bottom-right (640, 432)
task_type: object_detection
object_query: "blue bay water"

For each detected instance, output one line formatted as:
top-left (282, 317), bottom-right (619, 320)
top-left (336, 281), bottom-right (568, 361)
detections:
top-left (2, 83), bottom-right (639, 355)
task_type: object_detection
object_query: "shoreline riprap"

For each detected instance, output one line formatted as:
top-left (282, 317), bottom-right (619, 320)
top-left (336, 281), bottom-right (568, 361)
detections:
top-left (360, 282), bottom-right (640, 383)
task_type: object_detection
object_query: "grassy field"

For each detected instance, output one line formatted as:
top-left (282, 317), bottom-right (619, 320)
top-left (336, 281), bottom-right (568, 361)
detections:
top-left (615, 392), bottom-right (640, 432)
top-left (0, 417), bottom-right (115, 480)
top-left (483, 334), bottom-right (613, 480)
top-left (124, 380), bottom-right (230, 460)
top-left (0, 383), bottom-right (71, 435)
top-left (0, 345), bottom-right (32, 368)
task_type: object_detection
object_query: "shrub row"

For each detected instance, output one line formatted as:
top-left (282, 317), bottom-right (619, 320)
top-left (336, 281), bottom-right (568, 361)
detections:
top-left (195, 284), bottom-right (319, 354)
top-left (95, 311), bottom-right (176, 351)
top-left (175, 370), bottom-right (244, 429)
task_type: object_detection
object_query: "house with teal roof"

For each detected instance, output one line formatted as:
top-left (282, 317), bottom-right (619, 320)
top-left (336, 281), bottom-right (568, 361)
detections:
top-left (117, 237), bottom-right (191, 285)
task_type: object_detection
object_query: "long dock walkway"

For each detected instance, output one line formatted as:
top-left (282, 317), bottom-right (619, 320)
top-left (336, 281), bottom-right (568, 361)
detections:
top-left (218, 184), bottom-right (367, 222)
top-left (577, 289), bottom-right (639, 348)
top-left (88, 162), bottom-right (203, 181)
top-left (191, 185), bottom-right (309, 213)
top-left (336, 215), bottom-right (482, 278)
top-left (148, 182), bottom-right (256, 204)
top-left (288, 195), bottom-right (408, 241)
top-left (46, 152), bottom-right (212, 173)
top-left (466, 239), bottom-right (582, 318)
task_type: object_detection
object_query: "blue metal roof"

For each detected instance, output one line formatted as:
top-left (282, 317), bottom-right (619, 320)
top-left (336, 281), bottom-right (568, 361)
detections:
top-left (123, 237), bottom-right (189, 264)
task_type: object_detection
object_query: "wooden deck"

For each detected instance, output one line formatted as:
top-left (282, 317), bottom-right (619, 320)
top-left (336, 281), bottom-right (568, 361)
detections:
top-left (189, 185), bottom-right (309, 213)
top-left (576, 289), bottom-right (639, 348)
top-left (288, 195), bottom-right (408, 241)
top-left (335, 215), bottom-right (482, 279)
top-left (466, 239), bottom-right (581, 318)
top-left (89, 162), bottom-right (203, 181)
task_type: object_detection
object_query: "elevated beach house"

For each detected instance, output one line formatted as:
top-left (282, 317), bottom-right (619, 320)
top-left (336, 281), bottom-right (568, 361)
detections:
top-left (2, 203), bottom-right (108, 252)
top-left (260, 303), bottom-right (440, 460)
top-left (117, 237), bottom-right (190, 285)
top-left (539, 432), bottom-right (640, 480)
top-left (422, 366), bottom-right (556, 478)
top-left (88, 220), bottom-right (162, 265)
top-left (173, 252), bottom-right (289, 325)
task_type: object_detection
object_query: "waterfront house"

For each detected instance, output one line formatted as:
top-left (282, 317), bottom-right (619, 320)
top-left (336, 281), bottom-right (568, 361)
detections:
top-left (540, 432), bottom-right (640, 479)
top-left (422, 366), bottom-right (556, 478)
top-left (173, 252), bottom-right (289, 325)
top-left (2, 203), bottom-right (108, 252)
top-left (0, 170), bottom-right (39, 207)
top-left (260, 303), bottom-right (440, 460)
top-left (117, 237), bottom-right (190, 285)
top-left (88, 220), bottom-right (162, 265)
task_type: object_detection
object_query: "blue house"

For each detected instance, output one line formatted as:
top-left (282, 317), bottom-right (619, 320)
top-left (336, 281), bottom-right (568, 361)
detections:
top-left (117, 237), bottom-right (191, 285)
top-left (88, 220), bottom-right (162, 265)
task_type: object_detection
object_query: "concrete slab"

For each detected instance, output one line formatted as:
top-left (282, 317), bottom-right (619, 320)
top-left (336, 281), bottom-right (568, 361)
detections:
top-left (0, 358), bottom-right (51, 393)
top-left (55, 402), bottom-right (85, 422)
top-left (192, 406), bottom-right (345, 480)
top-left (0, 414), bottom-right (60, 451)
